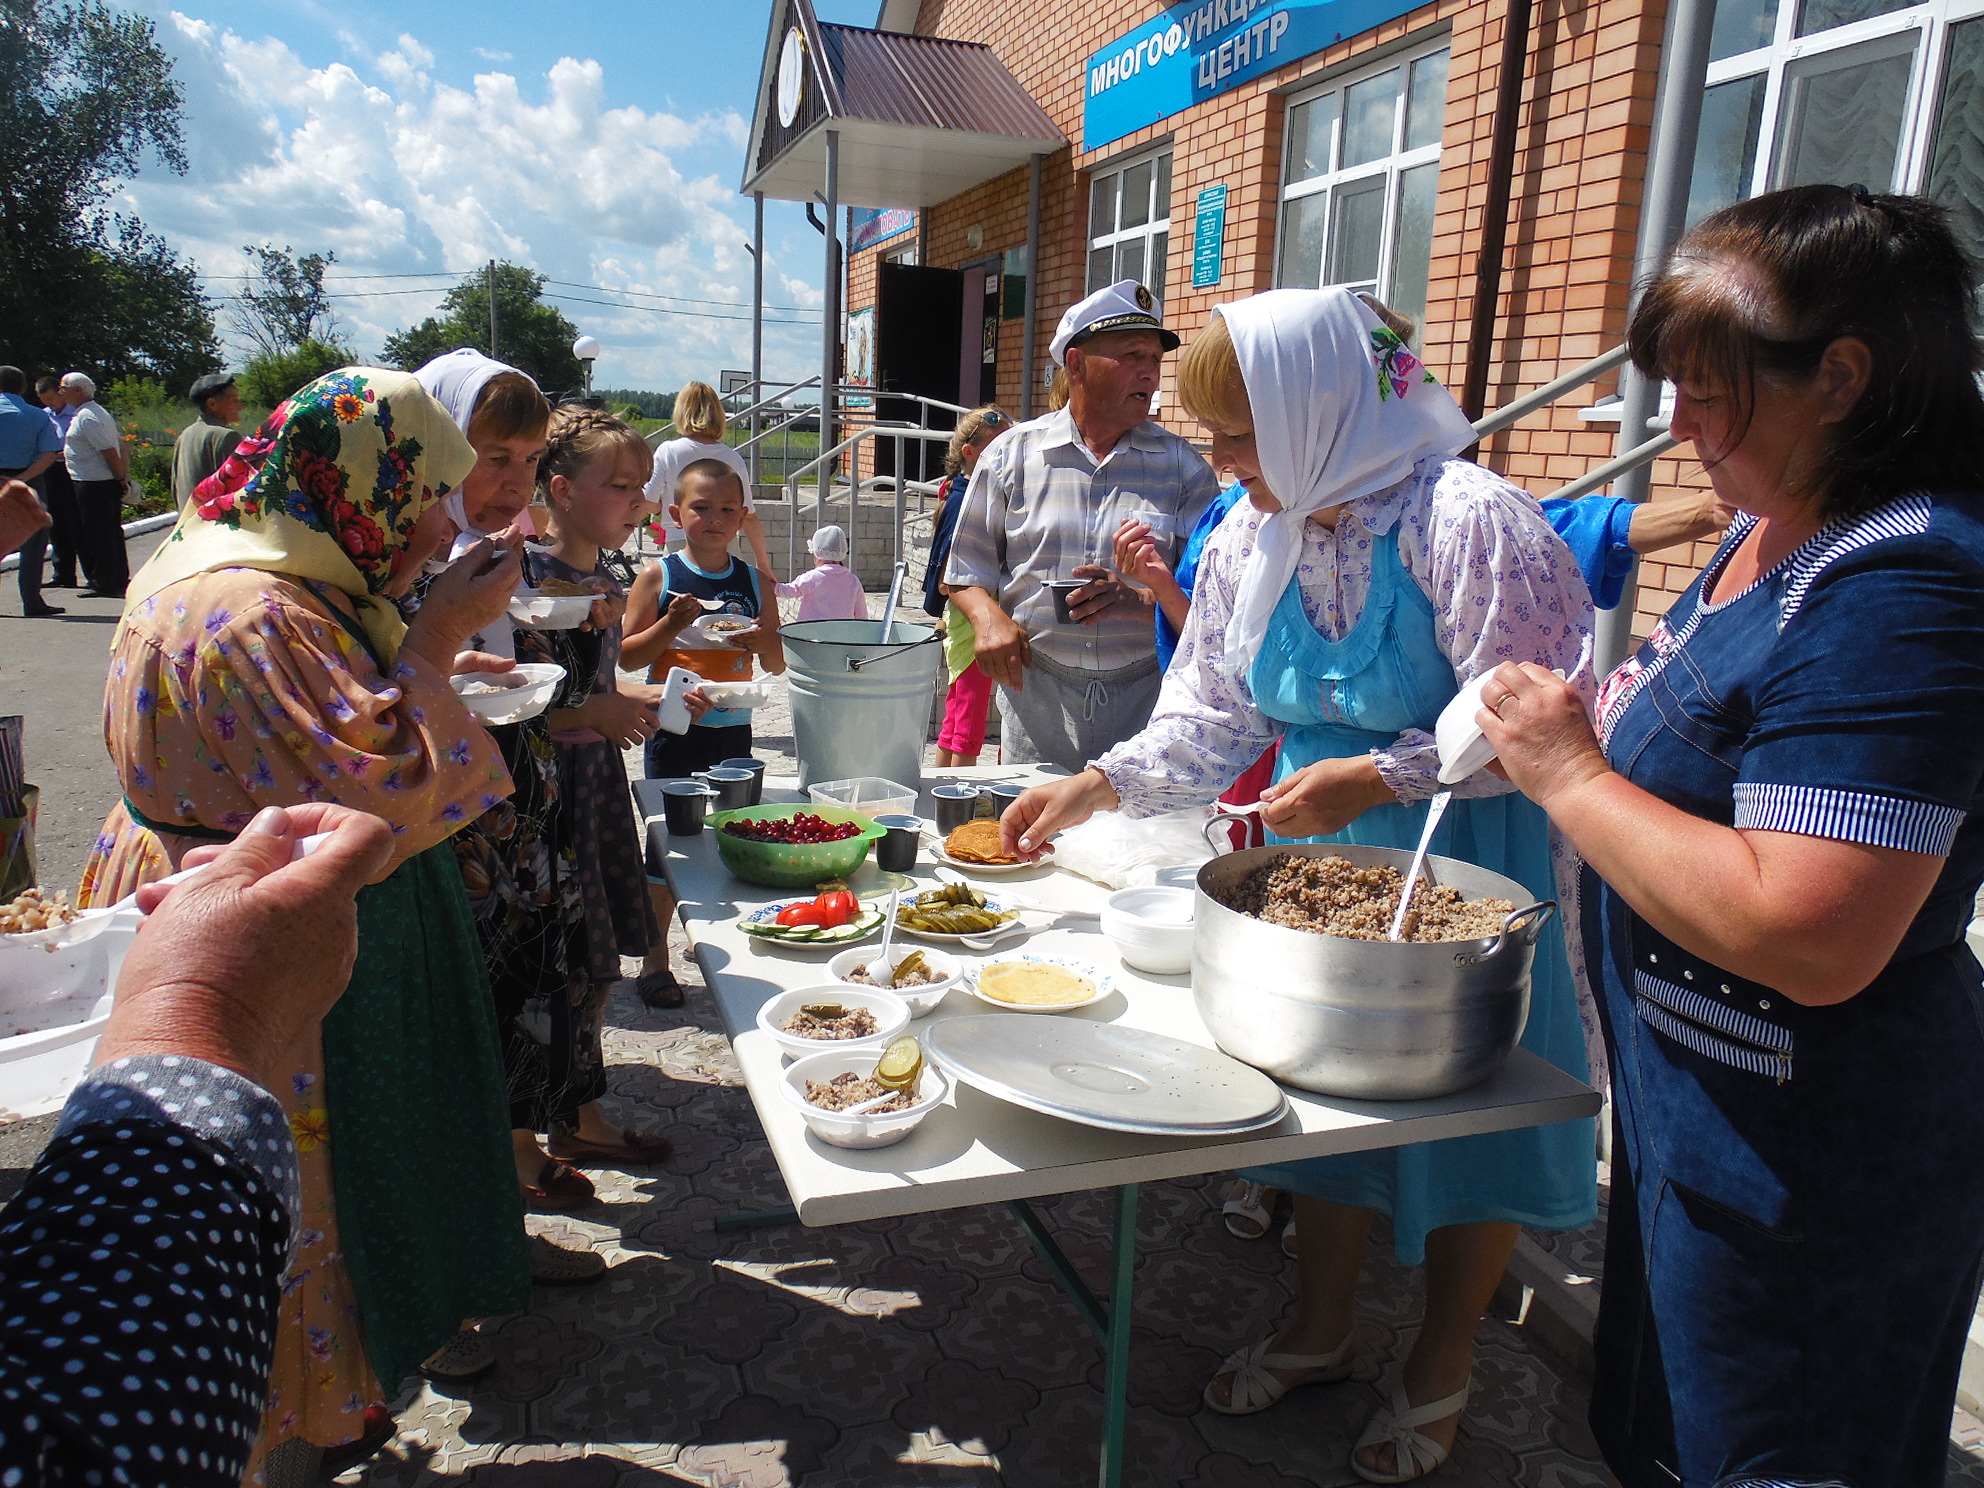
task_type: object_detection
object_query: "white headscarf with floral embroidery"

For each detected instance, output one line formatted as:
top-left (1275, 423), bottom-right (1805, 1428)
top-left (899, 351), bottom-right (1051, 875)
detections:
top-left (1216, 288), bottom-right (1476, 678)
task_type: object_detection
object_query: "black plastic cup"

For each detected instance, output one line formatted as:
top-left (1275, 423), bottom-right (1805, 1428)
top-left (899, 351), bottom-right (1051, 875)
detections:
top-left (1046, 578), bottom-right (1087, 624)
top-left (695, 767), bottom-right (756, 810)
top-left (661, 780), bottom-right (714, 835)
top-left (719, 756), bottom-right (766, 805)
top-left (873, 813), bottom-right (923, 873)
top-left (980, 782), bottom-right (1027, 819)
top-left (930, 782), bottom-right (981, 833)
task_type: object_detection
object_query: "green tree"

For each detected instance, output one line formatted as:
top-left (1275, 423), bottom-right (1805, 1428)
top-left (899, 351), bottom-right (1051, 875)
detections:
top-left (231, 244), bottom-right (341, 360)
top-left (382, 262), bottom-right (583, 392)
top-left (0, 0), bottom-right (220, 387)
top-left (238, 338), bottom-right (355, 409)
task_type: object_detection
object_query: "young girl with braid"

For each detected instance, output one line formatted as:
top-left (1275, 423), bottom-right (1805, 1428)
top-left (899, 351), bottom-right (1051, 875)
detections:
top-left (534, 408), bottom-right (712, 1050)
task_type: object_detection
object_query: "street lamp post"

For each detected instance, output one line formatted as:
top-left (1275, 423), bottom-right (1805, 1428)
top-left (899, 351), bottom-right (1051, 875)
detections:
top-left (573, 335), bottom-right (602, 400)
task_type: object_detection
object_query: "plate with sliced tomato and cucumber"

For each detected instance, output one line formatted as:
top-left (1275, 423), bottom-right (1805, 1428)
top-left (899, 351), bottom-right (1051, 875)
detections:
top-left (738, 881), bottom-right (888, 945)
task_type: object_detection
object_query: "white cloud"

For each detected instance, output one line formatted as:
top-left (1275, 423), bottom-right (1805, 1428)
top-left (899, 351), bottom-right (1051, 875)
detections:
top-left (122, 11), bottom-right (818, 393)
top-left (471, 46), bottom-right (513, 62)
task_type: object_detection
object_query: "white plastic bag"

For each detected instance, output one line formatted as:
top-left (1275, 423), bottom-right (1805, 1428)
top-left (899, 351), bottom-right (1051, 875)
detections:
top-left (1045, 807), bottom-right (1219, 890)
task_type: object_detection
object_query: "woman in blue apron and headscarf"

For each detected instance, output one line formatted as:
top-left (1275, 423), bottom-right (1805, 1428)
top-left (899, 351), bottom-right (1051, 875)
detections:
top-left (1005, 288), bottom-right (1598, 1483)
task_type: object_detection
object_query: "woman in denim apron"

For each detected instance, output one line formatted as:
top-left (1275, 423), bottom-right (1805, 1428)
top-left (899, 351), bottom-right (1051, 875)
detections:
top-left (1479, 186), bottom-right (1984, 1486)
top-left (1006, 288), bottom-right (1599, 1481)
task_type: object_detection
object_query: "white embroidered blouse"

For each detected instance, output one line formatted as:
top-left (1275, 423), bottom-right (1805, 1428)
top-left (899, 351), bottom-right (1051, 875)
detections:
top-left (1094, 456), bottom-right (1597, 814)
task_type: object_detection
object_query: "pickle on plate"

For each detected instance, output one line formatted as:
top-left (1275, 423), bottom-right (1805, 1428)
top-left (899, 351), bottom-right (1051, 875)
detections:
top-left (799, 1002), bottom-right (848, 1019)
top-left (874, 1035), bottom-right (923, 1092)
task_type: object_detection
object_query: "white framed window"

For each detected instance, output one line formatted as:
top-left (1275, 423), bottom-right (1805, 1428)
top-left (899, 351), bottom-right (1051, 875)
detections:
top-left (1274, 40), bottom-right (1450, 335)
top-left (1087, 150), bottom-right (1174, 301)
top-left (1688, 0), bottom-right (1984, 266)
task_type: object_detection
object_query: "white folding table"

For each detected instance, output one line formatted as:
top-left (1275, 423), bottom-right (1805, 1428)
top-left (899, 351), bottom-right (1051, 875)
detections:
top-left (635, 768), bottom-right (1599, 1486)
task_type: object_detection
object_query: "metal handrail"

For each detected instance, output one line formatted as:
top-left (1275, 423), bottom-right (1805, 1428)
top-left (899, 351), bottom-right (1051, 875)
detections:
top-left (1470, 345), bottom-right (1631, 440)
top-left (1545, 431), bottom-right (1679, 503)
top-left (780, 423), bottom-right (955, 578)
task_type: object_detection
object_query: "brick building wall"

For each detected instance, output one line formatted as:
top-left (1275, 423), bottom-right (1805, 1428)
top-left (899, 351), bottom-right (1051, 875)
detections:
top-left (842, 0), bottom-right (1719, 634)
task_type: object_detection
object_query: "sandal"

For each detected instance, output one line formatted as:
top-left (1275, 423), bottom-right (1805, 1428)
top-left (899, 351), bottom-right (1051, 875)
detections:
top-left (548, 1126), bottom-right (673, 1165)
top-left (1281, 1215), bottom-right (1299, 1259)
top-left (1202, 1327), bottom-right (1358, 1415)
top-left (320, 1405), bottom-right (396, 1472)
top-left (522, 1157), bottom-right (595, 1212)
top-left (1221, 1181), bottom-right (1276, 1240)
top-left (1351, 1384), bottom-right (1472, 1483)
top-left (419, 1328), bottom-right (496, 1383)
top-left (529, 1233), bottom-right (607, 1286)
top-left (636, 966), bottom-right (684, 1009)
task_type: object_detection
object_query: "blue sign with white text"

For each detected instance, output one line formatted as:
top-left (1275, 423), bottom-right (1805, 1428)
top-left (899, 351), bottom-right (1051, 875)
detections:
top-left (1083, 0), bottom-right (1427, 151)
top-left (1192, 185), bottom-right (1227, 287)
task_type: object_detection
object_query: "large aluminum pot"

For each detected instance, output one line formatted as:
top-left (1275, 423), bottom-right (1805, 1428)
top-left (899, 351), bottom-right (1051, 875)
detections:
top-left (1193, 842), bottom-right (1556, 1100)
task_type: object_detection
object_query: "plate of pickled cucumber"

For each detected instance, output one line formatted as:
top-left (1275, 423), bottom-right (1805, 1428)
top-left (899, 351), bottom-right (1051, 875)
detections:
top-left (888, 882), bottom-right (1025, 943)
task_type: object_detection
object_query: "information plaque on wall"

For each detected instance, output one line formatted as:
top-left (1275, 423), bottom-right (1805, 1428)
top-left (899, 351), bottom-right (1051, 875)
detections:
top-left (1192, 184), bottom-right (1227, 288)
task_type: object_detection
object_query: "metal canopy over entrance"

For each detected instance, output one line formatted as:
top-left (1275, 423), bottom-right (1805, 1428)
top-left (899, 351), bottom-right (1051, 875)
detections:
top-left (742, 0), bottom-right (1064, 208)
top-left (741, 0), bottom-right (1065, 471)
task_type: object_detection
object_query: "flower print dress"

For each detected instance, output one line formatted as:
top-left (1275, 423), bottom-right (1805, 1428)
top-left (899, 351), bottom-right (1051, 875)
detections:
top-left (429, 550), bottom-right (607, 1136)
top-left (534, 547), bottom-right (661, 989)
top-left (83, 569), bottom-right (529, 1471)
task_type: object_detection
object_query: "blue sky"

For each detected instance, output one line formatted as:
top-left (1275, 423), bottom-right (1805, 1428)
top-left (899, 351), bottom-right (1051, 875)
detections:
top-left (120, 0), bottom-right (885, 392)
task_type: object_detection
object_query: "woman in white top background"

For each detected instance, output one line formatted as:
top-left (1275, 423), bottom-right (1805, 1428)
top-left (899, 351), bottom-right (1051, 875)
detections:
top-left (644, 380), bottom-right (775, 577)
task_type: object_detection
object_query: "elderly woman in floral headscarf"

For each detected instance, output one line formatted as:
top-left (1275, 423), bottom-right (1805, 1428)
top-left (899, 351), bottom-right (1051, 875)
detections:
top-left (82, 368), bottom-right (531, 1479)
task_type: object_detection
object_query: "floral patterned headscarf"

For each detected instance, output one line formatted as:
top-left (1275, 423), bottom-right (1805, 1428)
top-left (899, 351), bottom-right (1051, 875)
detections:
top-left (120, 367), bottom-right (477, 661)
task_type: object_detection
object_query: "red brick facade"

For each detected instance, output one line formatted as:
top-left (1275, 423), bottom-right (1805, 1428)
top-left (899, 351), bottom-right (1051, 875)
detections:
top-left (844, 0), bottom-right (1719, 632)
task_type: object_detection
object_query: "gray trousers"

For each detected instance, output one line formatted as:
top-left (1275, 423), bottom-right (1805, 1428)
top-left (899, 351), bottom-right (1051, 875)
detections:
top-left (996, 650), bottom-right (1162, 774)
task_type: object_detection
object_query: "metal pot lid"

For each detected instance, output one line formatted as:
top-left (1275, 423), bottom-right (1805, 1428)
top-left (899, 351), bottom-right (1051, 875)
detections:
top-left (922, 1016), bottom-right (1288, 1136)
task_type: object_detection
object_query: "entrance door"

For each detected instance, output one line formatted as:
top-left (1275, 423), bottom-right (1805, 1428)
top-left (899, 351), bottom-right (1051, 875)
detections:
top-left (874, 261), bottom-right (962, 482)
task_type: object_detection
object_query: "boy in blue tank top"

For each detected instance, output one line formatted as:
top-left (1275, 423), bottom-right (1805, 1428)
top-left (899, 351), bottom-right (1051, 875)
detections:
top-left (624, 458), bottom-right (786, 779)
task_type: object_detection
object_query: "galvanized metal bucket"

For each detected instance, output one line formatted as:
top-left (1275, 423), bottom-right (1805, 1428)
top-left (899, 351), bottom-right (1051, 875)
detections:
top-left (781, 618), bottom-right (941, 790)
top-left (1193, 842), bottom-right (1556, 1100)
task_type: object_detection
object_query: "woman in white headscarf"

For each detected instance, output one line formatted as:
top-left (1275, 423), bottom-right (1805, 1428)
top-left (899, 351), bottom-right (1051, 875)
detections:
top-left (1004, 289), bottom-right (1597, 1483)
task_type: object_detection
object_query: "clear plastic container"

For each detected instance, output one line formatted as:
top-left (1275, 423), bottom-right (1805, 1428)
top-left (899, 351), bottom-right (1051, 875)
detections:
top-left (806, 775), bottom-right (918, 821)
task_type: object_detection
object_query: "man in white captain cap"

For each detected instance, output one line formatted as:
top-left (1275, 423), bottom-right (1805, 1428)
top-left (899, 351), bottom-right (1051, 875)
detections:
top-left (943, 281), bottom-right (1219, 771)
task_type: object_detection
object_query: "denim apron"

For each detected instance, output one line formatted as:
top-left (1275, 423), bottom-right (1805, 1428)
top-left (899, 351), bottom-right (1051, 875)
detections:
top-left (1587, 544), bottom-right (1984, 1487)
top-left (1235, 528), bottom-right (1595, 1264)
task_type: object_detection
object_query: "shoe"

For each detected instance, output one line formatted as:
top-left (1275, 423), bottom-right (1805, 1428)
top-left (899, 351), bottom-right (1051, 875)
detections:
top-left (76, 589), bottom-right (123, 601)
top-left (521, 1157), bottom-right (595, 1212)
top-left (549, 1125), bottom-right (673, 1165)
top-left (1221, 1181), bottom-right (1276, 1240)
top-left (45, 576), bottom-right (76, 589)
top-left (418, 1328), bottom-right (496, 1383)
top-left (636, 965), bottom-right (684, 1008)
top-left (320, 1404), bottom-right (396, 1470)
top-left (21, 604), bottom-right (63, 617)
top-left (529, 1233), bottom-right (607, 1286)
top-left (1350, 1384), bottom-right (1472, 1483)
top-left (1202, 1327), bottom-right (1358, 1415)
top-left (1282, 1215), bottom-right (1299, 1259)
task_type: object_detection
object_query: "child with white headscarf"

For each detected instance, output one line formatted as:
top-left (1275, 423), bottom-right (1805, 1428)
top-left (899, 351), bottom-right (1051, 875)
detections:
top-left (1003, 289), bottom-right (1599, 1483)
top-left (775, 523), bottom-right (868, 621)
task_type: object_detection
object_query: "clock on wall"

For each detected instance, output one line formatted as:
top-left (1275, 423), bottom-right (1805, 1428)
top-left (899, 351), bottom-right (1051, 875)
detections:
top-left (777, 27), bottom-right (806, 129)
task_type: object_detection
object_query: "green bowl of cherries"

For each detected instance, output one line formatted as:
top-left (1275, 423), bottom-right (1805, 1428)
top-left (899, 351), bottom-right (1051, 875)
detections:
top-left (710, 805), bottom-right (886, 888)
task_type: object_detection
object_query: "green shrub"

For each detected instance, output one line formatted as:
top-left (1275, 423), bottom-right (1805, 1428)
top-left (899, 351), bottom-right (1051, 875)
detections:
top-left (238, 340), bottom-right (356, 409)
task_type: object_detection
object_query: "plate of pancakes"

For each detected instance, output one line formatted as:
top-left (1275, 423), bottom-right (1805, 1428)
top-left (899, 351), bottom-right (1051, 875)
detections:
top-left (927, 818), bottom-right (1038, 875)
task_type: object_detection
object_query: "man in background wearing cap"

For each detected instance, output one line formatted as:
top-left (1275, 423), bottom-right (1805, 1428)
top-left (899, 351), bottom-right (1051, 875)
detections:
top-left (943, 281), bottom-right (1219, 772)
top-left (172, 371), bottom-right (243, 510)
top-left (33, 376), bottom-right (86, 591)
top-left (58, 371), bottom-right (130, 599)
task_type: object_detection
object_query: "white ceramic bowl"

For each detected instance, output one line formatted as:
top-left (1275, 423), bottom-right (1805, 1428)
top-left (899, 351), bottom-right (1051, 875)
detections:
top-left (826, 945), bottom-right (962, 1018)
top-left (1099, 885), bottom-right (1196, 976)
top-left (451, 663), bottom-right (565, 726)
top-left (509, 590), bottom-right (596, 630)
top-left (966, 953), bottom-right (1112, 1014)
top-left (778, 1047), bottom-right (947, 1149)
top-left (1435, 672), bottom-right (1500, 785)
top-left (755, 983), bottom-right (912, 1062)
